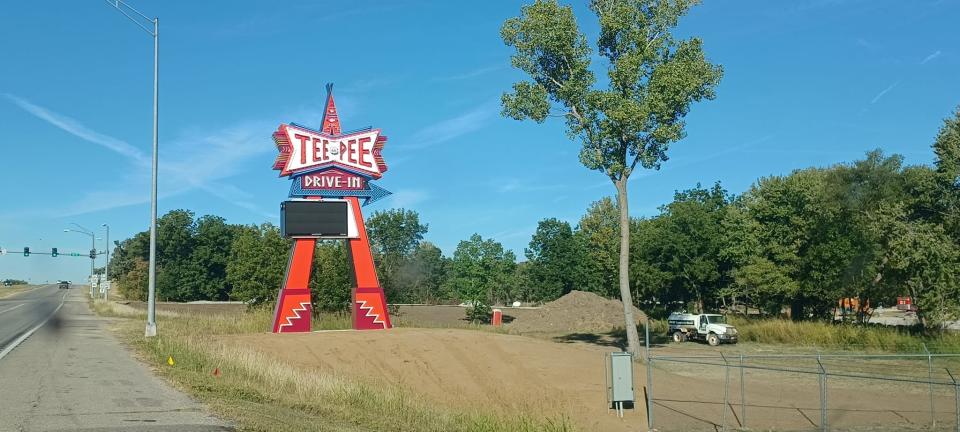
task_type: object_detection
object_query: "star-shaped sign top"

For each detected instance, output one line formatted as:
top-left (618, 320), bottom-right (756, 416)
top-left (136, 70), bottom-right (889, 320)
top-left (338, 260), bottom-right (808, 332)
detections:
top-left (273, 84), bottom-right (388, 179)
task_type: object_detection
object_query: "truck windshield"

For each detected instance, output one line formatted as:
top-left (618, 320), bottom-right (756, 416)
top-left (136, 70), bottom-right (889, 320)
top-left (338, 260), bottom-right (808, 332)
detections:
top-left (707, 315), bottom-right (727, 324)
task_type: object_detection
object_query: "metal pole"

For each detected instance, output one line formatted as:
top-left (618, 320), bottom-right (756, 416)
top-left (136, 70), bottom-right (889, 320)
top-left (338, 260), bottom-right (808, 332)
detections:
top-left (947, 369), bottom-right (959, 432)
top-left (925, 343), bottom-right (936, 427)
top-left (817, 354), bottom-right (828, 432)
top-left (646, 322), bottom-right (654, 430)
top-left (740, 353), bottom-right (746, 428)
top-left (144, 17), bottom-right (159, 337)
top-left (103, 0), bottom-right (159, 336)
top-left (90, 233), bottom-right (96, 298)
top-left (102, 224), bottom-right (110, 299)
top-left (721, 353), bottom-right (730, 431)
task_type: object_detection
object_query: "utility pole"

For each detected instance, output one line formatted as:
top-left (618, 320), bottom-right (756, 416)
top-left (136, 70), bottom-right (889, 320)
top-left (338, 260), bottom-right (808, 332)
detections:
top-left (102, 224), bottom-right (110, 299)
top-left (64, 224), bottom-right (97, 298)
top-left (104, 0), bottom-right (159, 337)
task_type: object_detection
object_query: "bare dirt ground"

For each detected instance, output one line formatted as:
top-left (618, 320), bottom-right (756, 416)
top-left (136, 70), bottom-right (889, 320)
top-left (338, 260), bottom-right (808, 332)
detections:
top-left (226, 328), bottom-right (647, 432)
top-left (130, 295), bottom-right (959, 431)
top-left (391, 304), bottom-right (541, 327)
top-left (508, 290), bottom-right (647, 336)
top-left (647, 341), bottom-right (960, 431)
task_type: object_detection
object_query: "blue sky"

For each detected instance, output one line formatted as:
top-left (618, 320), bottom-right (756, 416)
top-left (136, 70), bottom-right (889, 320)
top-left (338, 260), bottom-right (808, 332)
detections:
top-left (1, 0), bottom-right (958, 283)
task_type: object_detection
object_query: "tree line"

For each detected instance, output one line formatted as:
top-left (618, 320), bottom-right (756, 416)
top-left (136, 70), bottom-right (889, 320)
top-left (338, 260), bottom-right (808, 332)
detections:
top-left (108, 108), bottom-right (960, 327)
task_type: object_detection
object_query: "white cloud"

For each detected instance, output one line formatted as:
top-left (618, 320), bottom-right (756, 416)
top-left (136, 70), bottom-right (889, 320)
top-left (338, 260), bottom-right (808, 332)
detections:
top-left (404, 102), bottom-right (495, 150)
top-left (870, 81), bottom-right (900, 104)
top-left (5, 94), bottom-right (282, 216)
top-left (4, 93), bottom-right (148, 164)
top-left (920, 50), bottom-right (942, 65)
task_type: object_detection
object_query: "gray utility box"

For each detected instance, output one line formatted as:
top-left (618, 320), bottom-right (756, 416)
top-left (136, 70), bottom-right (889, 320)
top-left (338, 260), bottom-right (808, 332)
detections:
top-left (606, 352), bottom-right (635, 409)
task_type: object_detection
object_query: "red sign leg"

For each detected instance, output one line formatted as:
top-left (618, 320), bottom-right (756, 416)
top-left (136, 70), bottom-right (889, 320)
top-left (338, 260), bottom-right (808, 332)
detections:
top-left (345, 196), bottom-right (392, 330)
top-left (272, 238), bottom-right (316, 333)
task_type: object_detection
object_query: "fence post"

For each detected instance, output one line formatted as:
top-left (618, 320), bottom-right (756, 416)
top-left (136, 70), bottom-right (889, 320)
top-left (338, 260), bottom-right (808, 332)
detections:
top-left (646, 321), bottom-right (654, 431)
top-left (946, 369), bottom-right (959, 432)
top-left (720, 352), bottom-right (730, 431)
top-left (740, 353), bottom-right (746, 429)
top-left (817, 354), bottom-right (828, 432)
top-left (925, 343), bottom-right (936, 427)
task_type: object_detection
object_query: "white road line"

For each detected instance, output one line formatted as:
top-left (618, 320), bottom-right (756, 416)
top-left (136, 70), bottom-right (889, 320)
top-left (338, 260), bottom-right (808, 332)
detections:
top-left (0, 291), bottom-right (68, 362)
top-left (0, 304), bottom-right (25, 315)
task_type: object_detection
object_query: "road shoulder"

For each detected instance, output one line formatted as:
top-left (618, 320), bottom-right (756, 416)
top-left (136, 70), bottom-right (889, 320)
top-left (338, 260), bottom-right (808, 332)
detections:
top-left (0, 288), bottom-right (232, 431)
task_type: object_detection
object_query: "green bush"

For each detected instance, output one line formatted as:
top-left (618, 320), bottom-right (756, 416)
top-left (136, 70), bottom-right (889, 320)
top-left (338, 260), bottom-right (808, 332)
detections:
top-left (465, 300), bottom-right (493, 324)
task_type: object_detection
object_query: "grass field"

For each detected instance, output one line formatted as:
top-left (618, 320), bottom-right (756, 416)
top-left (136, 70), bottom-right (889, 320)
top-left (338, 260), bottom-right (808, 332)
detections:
top-left (92, 301), bottom-right (574, 432)
top-left (638, 316), bottom-right (960, 353)
top-left (0, 284), bottom-right (37, 299)
top-left (727, 316), bottom-right (960, 353)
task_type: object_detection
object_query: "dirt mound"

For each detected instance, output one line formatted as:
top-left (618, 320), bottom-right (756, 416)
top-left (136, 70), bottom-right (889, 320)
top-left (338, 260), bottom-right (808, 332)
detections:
top-left (508, 290), bottom-right (647, 335)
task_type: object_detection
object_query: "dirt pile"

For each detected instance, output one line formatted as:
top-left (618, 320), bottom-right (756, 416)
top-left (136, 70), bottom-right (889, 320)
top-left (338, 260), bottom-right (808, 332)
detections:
top-left (508, 290), bottom-right (647, 335)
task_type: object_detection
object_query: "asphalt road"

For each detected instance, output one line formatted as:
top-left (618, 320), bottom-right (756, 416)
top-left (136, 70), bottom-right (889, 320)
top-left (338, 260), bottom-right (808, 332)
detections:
top-left (0, 285), bottom-right (232, 431)
top-left (0, 285), bottom-right (65, 357)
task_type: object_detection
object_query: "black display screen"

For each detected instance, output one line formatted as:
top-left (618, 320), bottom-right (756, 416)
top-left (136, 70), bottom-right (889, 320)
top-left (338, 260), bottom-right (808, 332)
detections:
top-left (281, 200), bottom-right (349, 238)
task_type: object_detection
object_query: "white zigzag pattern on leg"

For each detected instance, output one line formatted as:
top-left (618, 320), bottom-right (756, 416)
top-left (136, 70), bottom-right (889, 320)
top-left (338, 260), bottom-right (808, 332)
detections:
top-left (357, 299), bottom-right (385, 327)
top-left (279, 301), bottom-right (310, 332)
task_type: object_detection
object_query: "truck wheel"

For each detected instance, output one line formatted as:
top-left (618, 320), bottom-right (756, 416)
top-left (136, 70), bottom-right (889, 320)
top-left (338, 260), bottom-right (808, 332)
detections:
top-left (672, 332), bottom-right (686, 343)
top-left (707, 333), bottom-right (720, 346)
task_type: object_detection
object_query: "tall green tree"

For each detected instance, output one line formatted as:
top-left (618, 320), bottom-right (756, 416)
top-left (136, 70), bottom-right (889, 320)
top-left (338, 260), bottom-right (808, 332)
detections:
top-left (227, 223), bottom-right (290, 305)
top-left (932, 107), bottom-right (960, 239)
top-left (191, 215), bottom-right (236, 300)
top-left (155, 209), bottom-right (198, 301)
top-left (311, 241), bottom-right (351, 312)
top-left (500, 0), bottom-right (722, 354)
top-left (446, 234), bottom-right (517, 305)
top-left (391, 241), bottom-right (448, 303)
top-left (575, 197), bottom-right (620, 297)
top-left (525, 218), bottom-right (581, 301)
top-left (646, 183), bottom-right (731, 312)
top-left (366, 208), bottom-right (429, 302)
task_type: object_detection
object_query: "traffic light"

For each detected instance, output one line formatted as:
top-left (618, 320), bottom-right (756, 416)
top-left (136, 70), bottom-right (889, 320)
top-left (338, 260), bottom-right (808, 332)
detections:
top-left (23, 247), bottom-right (30, 257)
top-left (52, 248), bottom-right (58, 257)
top-left (89, 249), bottom-right (96, 259)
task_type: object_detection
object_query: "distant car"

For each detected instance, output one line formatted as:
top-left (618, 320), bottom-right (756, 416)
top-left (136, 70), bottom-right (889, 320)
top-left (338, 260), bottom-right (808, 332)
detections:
top-left (58, 281), bottom-right (70, 289)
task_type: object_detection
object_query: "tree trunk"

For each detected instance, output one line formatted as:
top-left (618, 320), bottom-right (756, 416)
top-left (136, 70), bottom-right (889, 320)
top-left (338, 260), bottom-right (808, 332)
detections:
top-left (790, 297), bottom-right (804, 321)
top-left (615, 178), bottom-right (642, 355)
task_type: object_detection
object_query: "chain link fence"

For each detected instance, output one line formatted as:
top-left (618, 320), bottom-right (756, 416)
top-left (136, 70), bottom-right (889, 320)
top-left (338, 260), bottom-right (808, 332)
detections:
top-left (642, 331), bottom-right (960, 431)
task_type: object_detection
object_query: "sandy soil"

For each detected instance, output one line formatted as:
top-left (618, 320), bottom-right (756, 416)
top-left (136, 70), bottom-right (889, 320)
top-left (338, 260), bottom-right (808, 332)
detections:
top-left (125, 299), bottom-right (958, 431)
top-left (226, 326), bottom-right (958, 432)
top-left (509, 290), bottom-right (647, 336)
top-left (227, 328), bottom-right (647, 431)
top-left (392, 304), bottom-right (541, 327)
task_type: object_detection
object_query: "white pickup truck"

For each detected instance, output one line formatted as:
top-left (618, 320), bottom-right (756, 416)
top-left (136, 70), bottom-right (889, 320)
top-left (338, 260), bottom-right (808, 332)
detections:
top-left (667, 312), bottom-right (739, 346)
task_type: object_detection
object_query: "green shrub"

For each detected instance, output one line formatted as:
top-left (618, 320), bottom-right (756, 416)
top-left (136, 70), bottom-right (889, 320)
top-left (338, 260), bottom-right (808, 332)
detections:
top-left (466, 300), bottom-right (493, 324)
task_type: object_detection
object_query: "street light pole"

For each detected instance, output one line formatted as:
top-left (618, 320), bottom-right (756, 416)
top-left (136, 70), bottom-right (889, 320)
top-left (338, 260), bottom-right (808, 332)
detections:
top-left (102, 224), bottom-right (110, 299)
top-left (64, 224), bottom-right (96, 298)
top-left (105, 0), bottom-right (159, 337)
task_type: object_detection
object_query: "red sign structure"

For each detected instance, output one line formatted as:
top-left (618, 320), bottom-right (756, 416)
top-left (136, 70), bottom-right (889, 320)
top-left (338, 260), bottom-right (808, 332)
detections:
top-left (271, 84), bottom-right (392, 333)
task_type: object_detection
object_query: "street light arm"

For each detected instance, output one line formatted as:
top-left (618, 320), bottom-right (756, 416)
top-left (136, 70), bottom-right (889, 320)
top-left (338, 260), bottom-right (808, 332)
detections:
top-left (69, 223), bottom-right (94, 235)
top-left (64, 228), bottom-right (94, 239)
top-left (104, 0), bottom-right (156, 36)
